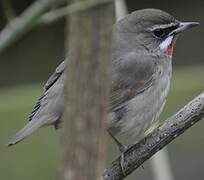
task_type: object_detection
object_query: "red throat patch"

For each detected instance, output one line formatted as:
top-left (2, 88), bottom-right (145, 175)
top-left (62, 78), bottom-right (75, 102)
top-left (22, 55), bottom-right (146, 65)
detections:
top-left (167, 37), bottom-right (177, 58)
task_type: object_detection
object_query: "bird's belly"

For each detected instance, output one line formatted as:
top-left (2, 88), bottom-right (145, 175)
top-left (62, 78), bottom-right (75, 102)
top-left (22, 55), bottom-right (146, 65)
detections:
top-left (109, 75), bottom-right (170, 142)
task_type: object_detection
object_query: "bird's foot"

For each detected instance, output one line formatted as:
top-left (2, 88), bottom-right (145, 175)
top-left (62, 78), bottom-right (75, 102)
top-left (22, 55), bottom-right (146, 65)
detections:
top-left (107, 130), bottom-right (130, 176)
top-left (119, 144), bottom-right (129, 177)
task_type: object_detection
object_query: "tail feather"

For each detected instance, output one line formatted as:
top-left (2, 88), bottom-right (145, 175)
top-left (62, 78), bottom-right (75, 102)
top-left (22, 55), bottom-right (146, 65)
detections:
top-left (8, 119), bottom-right (43, 146)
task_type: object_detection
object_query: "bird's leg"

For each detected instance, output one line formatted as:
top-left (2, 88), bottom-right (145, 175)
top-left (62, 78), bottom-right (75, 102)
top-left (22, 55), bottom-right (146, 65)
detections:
top-left (108, 130), bottom-right (145, 172)
top-left (108, 130), bottom-right (127, 152)
top-left (108, 130), bottom-right (129, 176)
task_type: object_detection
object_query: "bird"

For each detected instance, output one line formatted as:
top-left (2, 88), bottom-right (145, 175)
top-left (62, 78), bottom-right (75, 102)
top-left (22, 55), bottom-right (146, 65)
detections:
top-left (8, 8), bottom-right (199, 147)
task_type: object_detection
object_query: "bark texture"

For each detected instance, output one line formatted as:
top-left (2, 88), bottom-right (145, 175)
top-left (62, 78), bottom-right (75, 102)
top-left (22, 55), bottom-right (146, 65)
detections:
top-left (61, 1), bottom-right (114, 180)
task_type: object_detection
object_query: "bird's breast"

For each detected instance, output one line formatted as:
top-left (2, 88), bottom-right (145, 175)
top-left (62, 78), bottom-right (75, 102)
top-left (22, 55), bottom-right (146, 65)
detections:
top-left (111, 62), bottom-right (172, 142)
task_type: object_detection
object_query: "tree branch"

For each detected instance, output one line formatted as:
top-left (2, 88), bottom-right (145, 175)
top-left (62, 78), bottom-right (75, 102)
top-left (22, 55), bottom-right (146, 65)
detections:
top-left (37, 0), bottom-right (113, 25)
top-left (0, 0), bottom-right (114, 54)
top-left (102, 91), bottom-right (204, 180)
top-left (61, 0), bottom-right (114, 179)
top-left (0, 0), bottom-right (59, 53)
top-left (115, 0), bottom-right (128, 21)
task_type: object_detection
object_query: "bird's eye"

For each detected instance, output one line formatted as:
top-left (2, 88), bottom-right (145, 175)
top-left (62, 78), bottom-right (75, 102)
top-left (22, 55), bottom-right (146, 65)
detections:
top-left (152, 24), bottom-right (179, 39)
top-left (153, 29), bottom-right (166, 39)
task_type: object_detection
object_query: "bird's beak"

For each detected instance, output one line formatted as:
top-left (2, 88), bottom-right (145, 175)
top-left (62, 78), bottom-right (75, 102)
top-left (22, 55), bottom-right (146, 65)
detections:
top-left (169, 22), bottom-right (200, 36)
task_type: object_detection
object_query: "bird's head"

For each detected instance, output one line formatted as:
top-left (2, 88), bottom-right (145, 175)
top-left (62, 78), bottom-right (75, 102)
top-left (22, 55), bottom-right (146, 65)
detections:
top-left (113, 8), bottom-right (199, 58)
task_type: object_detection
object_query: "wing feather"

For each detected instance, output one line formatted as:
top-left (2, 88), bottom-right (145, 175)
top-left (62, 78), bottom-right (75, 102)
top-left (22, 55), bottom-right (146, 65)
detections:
top-left (110, 52), bottom-right (156, 111)
top-left (28, 61), bottom-right (66, 122)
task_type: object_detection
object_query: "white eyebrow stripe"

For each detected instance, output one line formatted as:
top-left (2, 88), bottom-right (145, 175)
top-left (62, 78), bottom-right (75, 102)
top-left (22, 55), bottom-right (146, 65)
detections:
top-left (149, 22), bottom-right (177, 31)
top-left (159, 36), bottom-right (173, 50)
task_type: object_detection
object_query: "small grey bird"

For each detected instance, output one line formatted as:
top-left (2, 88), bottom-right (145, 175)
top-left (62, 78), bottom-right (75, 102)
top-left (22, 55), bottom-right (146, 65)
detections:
top-left (8, 9), bottom-right (199, 146)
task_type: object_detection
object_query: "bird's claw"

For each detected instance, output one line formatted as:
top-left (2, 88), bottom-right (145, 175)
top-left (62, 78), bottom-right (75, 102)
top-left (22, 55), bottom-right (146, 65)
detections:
top-left (119, 145), bottom-right (129, 177)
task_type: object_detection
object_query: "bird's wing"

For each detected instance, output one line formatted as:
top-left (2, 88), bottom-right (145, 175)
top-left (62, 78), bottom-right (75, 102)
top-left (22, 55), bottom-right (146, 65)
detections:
top-left (28, 61), bottom-right (66, 122)
top-left (110, 52), bottom-right (156, 111)
top-left (8, 61), bottom-right (66, 146)
top-left (44, 61), bottom-right (66, 91)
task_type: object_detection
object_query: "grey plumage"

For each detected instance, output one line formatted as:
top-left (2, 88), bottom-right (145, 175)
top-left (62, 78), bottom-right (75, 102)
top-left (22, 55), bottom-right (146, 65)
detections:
top-left (8, 8), bottom-right (199, 146)
top-left (108, 52), bottom-right (171, 140)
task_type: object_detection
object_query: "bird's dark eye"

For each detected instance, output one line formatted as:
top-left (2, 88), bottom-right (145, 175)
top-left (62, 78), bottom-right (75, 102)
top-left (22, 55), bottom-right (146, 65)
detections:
top-left (153, 29), bottom-right (166, 39)
top-left (152, 24), bottom-right (179, 39)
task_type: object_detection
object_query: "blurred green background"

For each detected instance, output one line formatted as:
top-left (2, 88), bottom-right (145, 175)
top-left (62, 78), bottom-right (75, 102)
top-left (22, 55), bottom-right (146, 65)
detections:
top-left (0, 0), bottom-right (204, 180)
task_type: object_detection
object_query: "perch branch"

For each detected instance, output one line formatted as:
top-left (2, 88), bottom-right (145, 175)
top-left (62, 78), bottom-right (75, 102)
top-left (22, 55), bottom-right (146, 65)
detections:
top-left (102, 91), bottom-right (204, 180)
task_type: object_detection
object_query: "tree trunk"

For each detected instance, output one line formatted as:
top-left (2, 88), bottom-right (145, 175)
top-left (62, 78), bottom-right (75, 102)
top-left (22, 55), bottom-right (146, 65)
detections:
top-left (61, 1), bottom-right (114, 180)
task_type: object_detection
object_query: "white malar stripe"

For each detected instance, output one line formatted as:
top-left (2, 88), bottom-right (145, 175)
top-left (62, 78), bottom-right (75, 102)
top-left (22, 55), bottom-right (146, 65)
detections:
top-left (159, 36), bottom-right (173, 50)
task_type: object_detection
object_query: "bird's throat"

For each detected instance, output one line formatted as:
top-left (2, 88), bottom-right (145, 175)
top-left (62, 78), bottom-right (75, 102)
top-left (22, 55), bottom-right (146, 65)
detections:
top-left (167, 37), bottom-right (177, 58)
top-left (159, 36), bottom-right (177, 58)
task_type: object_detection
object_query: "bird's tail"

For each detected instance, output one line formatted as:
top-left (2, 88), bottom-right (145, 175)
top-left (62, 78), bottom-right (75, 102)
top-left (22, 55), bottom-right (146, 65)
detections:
top-left (8, 119), bottom-right (43, 146)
